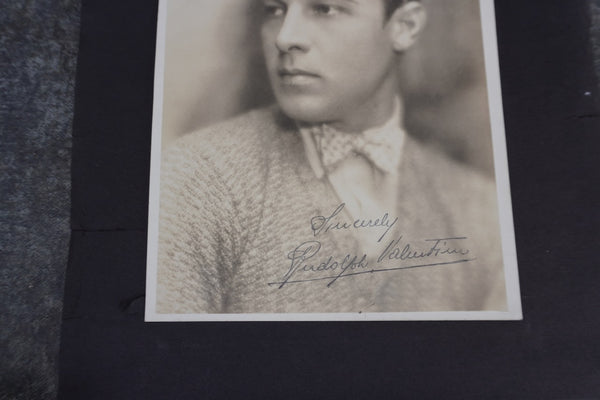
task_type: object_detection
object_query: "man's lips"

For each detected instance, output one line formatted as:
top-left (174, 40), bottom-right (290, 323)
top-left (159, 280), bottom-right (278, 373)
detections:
top-left (277, 67), bottom-right (320, 77)
top-left (277, 68), bottom-right (320, 86)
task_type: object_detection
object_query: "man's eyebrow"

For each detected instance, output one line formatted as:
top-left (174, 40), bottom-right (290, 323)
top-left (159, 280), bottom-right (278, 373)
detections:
top-left (310, 0), bottom-right (358, 3)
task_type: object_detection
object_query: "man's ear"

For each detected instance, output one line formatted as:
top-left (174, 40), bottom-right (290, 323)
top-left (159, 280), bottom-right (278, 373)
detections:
top-left (387, 2), bottom-right (427, 52)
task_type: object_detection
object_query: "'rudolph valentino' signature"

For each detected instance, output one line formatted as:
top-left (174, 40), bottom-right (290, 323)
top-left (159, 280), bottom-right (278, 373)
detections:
top-left (268, 236), bottom-right (473, 289)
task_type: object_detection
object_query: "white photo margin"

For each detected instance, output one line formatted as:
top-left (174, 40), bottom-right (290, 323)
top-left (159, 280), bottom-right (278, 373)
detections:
top-left (144, 0), bottom-right (523, 322)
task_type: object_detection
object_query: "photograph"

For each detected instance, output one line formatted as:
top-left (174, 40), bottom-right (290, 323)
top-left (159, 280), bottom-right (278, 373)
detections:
top-left (7, 0), bottom-right (599, 396)
top-left (145, 0), bottom-right (522, 321)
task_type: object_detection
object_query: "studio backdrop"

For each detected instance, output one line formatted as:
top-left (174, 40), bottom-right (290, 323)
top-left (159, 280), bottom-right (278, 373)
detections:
top-left (161, 0), bottom-right (495, 175)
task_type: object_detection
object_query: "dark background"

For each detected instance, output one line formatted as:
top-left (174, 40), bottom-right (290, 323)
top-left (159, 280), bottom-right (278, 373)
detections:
top-left (2, 0), bottom-right (598, 399)
top-left (60, 1), bottom-right (600, 398)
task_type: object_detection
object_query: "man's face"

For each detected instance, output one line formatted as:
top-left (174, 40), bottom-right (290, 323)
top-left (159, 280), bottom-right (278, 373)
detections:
top-left (261, 0), bottom-right (399, 129)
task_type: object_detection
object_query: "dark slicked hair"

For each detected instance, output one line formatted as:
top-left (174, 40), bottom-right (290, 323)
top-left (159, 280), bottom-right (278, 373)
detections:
top-left (384, 0), bottom-right (419, 18)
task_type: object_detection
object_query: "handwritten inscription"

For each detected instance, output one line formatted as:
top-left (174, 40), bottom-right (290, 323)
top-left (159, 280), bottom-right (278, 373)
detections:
top-left (378, 236), bottom-right (470, 263)
top-left (310, 203), bottom-right (398, 242)
top-left (269, 236), bottom-right (473, 288)
top-left (277, 240), bottom-right (369, 289)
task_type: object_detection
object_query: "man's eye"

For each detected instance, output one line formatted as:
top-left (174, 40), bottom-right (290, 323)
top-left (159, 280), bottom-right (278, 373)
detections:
top-left (311, 4), bottom-right (343, 16)
top-left (264, 4), bottom-right (286, 18)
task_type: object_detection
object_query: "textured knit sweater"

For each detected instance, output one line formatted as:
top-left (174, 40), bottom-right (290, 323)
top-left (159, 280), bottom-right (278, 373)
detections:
top-left (156, 106), bottom-right (507, 314)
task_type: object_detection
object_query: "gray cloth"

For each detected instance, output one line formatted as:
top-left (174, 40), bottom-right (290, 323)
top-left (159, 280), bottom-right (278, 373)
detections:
top-left (0, 1), bottom-right (80, 399)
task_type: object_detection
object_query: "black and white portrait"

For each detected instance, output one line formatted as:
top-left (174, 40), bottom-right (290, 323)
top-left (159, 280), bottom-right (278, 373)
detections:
top-left (145, 0), bottom-right (522, 321)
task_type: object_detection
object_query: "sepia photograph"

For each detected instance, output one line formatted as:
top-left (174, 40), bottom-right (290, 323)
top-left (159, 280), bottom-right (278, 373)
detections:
top-left (145, 0), bottom-right (522, 321)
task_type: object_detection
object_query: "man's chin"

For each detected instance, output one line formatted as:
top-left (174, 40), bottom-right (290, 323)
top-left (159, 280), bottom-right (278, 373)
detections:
top-left (276, 98), bottom-right (337, 125)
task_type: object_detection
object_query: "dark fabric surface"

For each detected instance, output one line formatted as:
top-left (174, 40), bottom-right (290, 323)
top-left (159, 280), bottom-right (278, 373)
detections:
top-left (58, 1), bottom-right (600, 399)
top-left (0, 0), bottom-right (594, 399)
top-left (0, 1), bottom-right (80, 399)
top-left (593, 0), bottom-right (600, 84)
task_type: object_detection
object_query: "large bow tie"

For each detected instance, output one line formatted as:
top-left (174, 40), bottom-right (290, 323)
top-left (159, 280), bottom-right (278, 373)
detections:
top-left (313, 123), bottom-right (404, 174)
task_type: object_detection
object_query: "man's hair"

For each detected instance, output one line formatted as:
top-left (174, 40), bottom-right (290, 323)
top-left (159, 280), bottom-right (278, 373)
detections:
top-left (384, 0), bottom-right (419, 18)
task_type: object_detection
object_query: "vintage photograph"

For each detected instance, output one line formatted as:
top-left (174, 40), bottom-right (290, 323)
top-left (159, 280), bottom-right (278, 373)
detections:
top-left (145, 0), bottom-right (522, 321)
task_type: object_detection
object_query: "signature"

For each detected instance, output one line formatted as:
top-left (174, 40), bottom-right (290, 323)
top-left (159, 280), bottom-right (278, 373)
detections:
top-left (268, 236), bottom-right (473, 288)
top-left (310, 203), bottom-right (398, 242)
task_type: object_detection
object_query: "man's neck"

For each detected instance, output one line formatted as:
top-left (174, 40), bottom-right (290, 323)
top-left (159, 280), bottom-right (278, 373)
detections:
top-left (303, 97), bottom-right (402, 135)
top-left (321, 89), bottom-right (400, 133)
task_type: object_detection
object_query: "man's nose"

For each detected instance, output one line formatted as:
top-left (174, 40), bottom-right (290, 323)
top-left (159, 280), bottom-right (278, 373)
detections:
top-left (275, 5), bottom-right (310, 53)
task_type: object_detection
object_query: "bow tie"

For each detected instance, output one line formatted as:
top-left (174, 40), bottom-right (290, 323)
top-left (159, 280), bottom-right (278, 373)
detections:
top-left (313, 123), bottom-right (404, 175)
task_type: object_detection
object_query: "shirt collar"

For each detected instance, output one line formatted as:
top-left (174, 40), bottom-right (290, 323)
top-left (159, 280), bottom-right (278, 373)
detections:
top-left (298, 97), bottom-right (405, 180)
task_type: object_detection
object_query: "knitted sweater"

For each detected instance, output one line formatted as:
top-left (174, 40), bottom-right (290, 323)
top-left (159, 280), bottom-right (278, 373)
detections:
top-left (156, 106), bottom-right (507, 314)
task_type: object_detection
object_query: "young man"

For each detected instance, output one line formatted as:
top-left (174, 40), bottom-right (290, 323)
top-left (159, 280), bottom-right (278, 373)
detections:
top-left (156, 0), bottom-right (507, 314)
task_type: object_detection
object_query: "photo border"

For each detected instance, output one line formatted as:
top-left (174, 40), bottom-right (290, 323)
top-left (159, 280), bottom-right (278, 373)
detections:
top-left (144, 0), bottom-right (523, 322)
